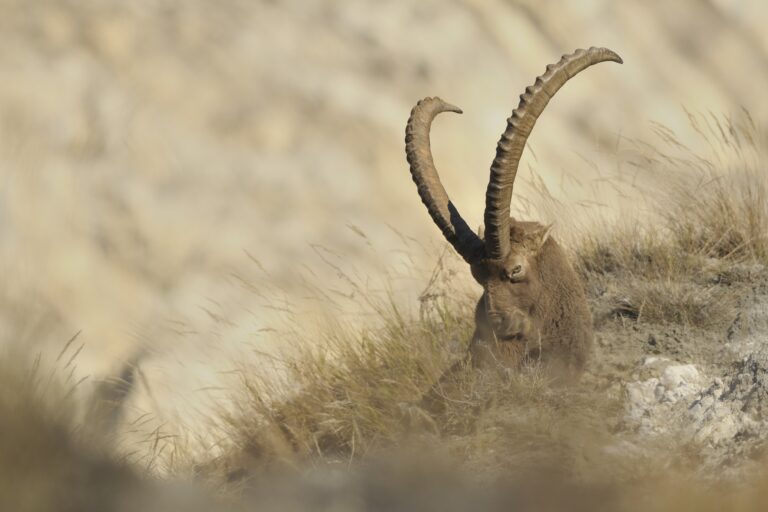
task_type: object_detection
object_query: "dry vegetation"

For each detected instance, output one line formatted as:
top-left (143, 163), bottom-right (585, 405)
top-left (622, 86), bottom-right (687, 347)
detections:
top-left (4, 1), bottom-right (768, 510)
top-left (179, 116), bottom-right (768, 508)
top-left (4, 117), bottom-right (768, 510)
top-left (578, 112), bottom-right (767, 330)
top-left (0, 348), bottom-right (141, 512)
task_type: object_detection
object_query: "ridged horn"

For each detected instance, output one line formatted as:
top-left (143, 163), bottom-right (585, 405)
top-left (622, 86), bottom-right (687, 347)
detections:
top-left (405, 97), bottom-right (485, 263)
top-left (483, 47), bottom-right (623, 259)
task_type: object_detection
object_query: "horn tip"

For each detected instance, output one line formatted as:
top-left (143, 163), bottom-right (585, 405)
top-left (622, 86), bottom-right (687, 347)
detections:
top-left (433, 97), bottom-right (463, 115)
top-left (444, 103), bottom-right (463, 115)
top-left (596, 46), bottom-right (623, 64)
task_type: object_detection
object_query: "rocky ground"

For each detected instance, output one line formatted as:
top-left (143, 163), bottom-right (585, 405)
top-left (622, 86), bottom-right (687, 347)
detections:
top-left (585, 264), bottom-right (768, 479)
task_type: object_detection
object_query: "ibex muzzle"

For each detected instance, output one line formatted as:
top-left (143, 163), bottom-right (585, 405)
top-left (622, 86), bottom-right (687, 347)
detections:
top-left (405, 47), bottom-right (622, 379)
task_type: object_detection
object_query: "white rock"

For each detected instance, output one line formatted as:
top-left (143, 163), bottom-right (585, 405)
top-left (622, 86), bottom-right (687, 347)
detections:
top-left (694, 414), bottom-right (739, 445)
top-left (625, 378), bottom-right (660, 421)
top-left (642, 356), bottom-right (669, 366)
top-left (661, 364), bottom-right (700, 389)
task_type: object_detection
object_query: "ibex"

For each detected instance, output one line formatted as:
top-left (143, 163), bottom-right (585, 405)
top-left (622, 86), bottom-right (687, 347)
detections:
top-left (405, 47), bottom-right (622, 380)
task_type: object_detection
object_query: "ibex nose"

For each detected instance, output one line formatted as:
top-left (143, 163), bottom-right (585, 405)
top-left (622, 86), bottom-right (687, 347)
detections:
top-left (487, 312), bottom-right (505, 332)
top-left (487, 311), bottom-right (526, 340)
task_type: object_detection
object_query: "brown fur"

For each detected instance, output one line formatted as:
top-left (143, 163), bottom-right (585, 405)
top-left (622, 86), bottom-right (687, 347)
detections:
top-left (468, 219), bottom-right (593, 380)
top-left (422, 219), bottom-right (592, 411)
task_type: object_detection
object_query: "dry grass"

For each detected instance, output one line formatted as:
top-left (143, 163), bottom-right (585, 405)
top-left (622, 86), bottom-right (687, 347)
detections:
top-left (208, 290), bottom-right (474, 476)
top-left (5, 113), bottom-right (768, 510)
top-left (575, 111), bottom-right (767, 331)
top-left (197, 252), bottom-right (636, 490)
top-left (3, 1), bottom-right (768, 508)
top-left (197, 112), bottom-right (768, 505)
top-left (0, 347), bottom-right (144, 512)
top-left (0, 345), bottom-right (224, 511)
top-left (610, 280), bottom-right (735, 328)
top-left (210, 316), bottom-right (637, 488)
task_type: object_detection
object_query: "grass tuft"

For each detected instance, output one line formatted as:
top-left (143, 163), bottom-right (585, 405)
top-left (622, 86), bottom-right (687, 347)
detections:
top-left (208, 111), bottom-right (768, 490)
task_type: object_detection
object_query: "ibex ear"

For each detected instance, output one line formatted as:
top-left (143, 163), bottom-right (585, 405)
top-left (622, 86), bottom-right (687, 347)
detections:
top-left (524, 224), bottom-right (553, 252)
top-left (477, 224), bottom-right (485, 240)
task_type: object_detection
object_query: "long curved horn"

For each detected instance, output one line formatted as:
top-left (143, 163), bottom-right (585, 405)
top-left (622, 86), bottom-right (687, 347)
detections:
top-left (483, 47), bottom-right (623, 259)
top-left (406, 97), bottom-right (485, 263)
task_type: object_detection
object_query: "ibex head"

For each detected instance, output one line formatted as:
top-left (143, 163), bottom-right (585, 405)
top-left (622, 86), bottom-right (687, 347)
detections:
top-left (406, 47), bottom-right (621, 368)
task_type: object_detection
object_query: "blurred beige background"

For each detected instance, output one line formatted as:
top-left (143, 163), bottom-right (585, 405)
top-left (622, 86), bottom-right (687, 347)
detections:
top-left (1, 0), bottom-right (767, 435)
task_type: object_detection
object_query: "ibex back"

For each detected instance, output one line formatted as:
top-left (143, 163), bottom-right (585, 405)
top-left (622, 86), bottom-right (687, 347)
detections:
top-left (405, 47), bottom-right (622, 380)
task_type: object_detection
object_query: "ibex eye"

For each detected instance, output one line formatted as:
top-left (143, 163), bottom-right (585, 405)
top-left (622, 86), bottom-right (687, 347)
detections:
top-left (503, 265), bottom-right (523, 281)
